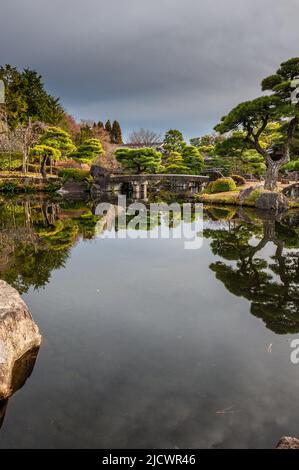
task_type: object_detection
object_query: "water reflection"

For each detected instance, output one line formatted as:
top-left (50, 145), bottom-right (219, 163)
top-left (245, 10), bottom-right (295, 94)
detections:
top-left (0, 197), bottom-right (299, 447)
top-left (0, 197), bottom-right (99, 293)
top-left (0, 197), bottom-right (299, 335)
top-left (204, 206), bottom-right (299, 334)
top-left (0, 348), bottom-right (39, 429)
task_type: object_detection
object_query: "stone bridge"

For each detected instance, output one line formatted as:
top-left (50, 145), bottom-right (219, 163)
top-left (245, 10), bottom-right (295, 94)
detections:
top-left (91, 165), bottom-right (209, 198)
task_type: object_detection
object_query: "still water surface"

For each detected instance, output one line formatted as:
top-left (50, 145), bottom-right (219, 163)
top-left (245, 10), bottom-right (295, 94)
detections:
top-left (0, 196), bottom-right (298, 448)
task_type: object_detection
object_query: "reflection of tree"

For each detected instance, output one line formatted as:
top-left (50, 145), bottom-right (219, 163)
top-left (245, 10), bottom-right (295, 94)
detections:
top-left (0, 198), bottom-right (100, 293)
top-left (205, 211), bottom-right (299, 334)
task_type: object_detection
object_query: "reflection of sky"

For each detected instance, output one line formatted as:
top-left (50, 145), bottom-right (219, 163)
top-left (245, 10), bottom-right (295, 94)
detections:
top-left (1, 231), bottom-right (299, 448)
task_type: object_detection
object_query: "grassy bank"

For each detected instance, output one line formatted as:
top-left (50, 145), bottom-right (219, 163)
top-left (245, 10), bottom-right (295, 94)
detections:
top-left (196, 182), bottom-right (299, 208)
top-left (0, 173), bottom-right (62, 194)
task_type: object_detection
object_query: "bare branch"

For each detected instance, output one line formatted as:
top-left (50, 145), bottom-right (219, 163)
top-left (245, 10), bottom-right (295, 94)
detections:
top-left (128, 128), bottom-right (162, 146)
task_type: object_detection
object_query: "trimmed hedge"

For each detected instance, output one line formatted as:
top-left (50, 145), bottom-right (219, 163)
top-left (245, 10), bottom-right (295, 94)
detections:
top-left (231, 174), bottom-right (246, 186)
top-left (208, 177), bottom-right (237, 194)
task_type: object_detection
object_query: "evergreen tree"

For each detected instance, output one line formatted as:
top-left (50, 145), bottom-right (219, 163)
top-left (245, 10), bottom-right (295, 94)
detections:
top-left (215, 57), bottom-right (299, 189)
top-left (163, 129), bottom-right (186, 154)
top-left (71, 138), bottom-right (104, 164)
top-left (0, 65), bottom-right (64, 128)
top-left (105, 120), bottom-right (112, 134)
top-left (115, 148), bottom-right (161, 174)
top-left (30, 126), bottom-right (75, 178)
top-left (111, 120), bottom-right (123, 144)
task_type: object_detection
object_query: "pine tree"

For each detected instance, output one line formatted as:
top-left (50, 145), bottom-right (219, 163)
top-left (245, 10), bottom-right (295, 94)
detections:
top-left (97, 121), bottom-right (104, 129)
top-left (105, 119), bottom-right (112, 134)
top-left (111, 120), bottom-right (123, 144)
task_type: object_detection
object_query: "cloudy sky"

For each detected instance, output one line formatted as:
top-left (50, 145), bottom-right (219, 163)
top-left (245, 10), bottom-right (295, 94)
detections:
top-left (0, 0), bottom-right (299, 140)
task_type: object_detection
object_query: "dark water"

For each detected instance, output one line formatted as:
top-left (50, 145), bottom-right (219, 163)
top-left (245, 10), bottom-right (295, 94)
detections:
top-left (0, 196), bottom-right (299, 448)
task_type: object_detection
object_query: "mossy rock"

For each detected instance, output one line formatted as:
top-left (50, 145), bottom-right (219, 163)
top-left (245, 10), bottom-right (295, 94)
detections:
top-left (239, 185), bottom-right (264, 206)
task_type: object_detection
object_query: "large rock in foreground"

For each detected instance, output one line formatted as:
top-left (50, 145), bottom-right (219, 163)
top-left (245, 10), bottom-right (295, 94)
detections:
top-left (255, 191), bottom-right (289, 212)
top-left (0, 281), bottom-right (41, 399)
top-left (276, 436), bottom-right (299, 449)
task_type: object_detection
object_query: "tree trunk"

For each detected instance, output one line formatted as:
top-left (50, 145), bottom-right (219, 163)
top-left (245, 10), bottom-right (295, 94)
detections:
top-left (264, 159), bottom-right (280, 190)
top-left (40, 156), bottom-right (47, 180)
top-left (22, 151), bottom-right (28, 174)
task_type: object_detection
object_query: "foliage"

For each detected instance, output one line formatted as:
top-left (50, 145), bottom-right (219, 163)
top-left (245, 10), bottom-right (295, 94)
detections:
top-left (207, 177), bottom-right (237, 194)
top-left (115, 147), bottom-right (162, 174)
top-left (105, 120), bottom-right (112, 134)
top-left (39, 126), bottom-right (75, 155)
top-left (162, 152), bottom-right (189, 174)
top-left (0, 65), bottom-right (63, 128)
top-left (230, 174), bottom-right (246, 186)
top-left (71, 138), bottom-right (104, 164)
top-left (30, 144), bottom-right (61, 161)
top-left (163, 129), bottom-right (186, 154)
top-left (214, 57), bottom-right (299, 189)
top-left (111, 120), bottom-right (123, 144)
top-left (58, 168), bottom-right (91, 182)
top-left (75, 124), bottom-right (94, 145)
top-left (0, 152), bottom-right (22, 170)
top-left (181, 146), bottom-right (204, 174)
top-left (30, 144), bottom-right (61, 178)
top-left (283, 159), bottom-right (299, 172)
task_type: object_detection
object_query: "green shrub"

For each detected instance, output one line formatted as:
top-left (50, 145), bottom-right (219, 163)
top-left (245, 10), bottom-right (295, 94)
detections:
top-left (58, 168), bottom-right (91, 182)
top-left (231, 174), bottom-right (246, 186)
top-left (282, 160), bottom-right (299, 172)
top-left (0, 152), bottom-right (23, 171)
top-left (208, 177), bottom-right (237, 194)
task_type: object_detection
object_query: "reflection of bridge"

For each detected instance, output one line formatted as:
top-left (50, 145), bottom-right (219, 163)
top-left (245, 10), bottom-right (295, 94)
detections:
top-left (91, 166), bottom-right (209, 198)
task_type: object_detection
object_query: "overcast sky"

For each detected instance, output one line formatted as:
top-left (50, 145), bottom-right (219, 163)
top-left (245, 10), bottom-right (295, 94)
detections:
top-left (0, 0), bottom-right (299, 140)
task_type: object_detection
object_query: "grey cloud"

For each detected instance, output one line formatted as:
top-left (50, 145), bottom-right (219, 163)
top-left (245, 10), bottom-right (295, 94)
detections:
top-left (0, 0), bottom-right (299, 139)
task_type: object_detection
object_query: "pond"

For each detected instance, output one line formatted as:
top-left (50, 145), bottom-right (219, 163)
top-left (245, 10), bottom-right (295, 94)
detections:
top-left (0, 195), bottom-right (298, 449)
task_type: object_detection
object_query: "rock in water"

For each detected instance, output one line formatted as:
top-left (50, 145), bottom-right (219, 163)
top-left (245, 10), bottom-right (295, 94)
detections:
top-left (255, 192), bottom-right (289, 212)
top-left (238, 185), bottom-right (264, 204)
top-left (276, 436), bottom-right (299, 449)
top-left (0, 280), bottom-right (41, 400)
